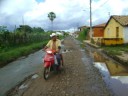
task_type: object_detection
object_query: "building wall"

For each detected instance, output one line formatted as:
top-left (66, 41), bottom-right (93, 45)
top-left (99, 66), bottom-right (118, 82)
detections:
top-left (124, 27), bottom-right (128, 43)
top-left (104, 18), bottom-right (123, 38)
top-left (102, 18), bottom-right (124, 45)
top-left (101, 38), bottom-right (124, 45)
top-left (93, 27), bottom-right (104, 37)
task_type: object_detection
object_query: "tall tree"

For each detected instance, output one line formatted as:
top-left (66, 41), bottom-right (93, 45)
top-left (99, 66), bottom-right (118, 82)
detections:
top-left (32, 27), bottom-right (44, 33)
top-left (0, 26), bottom-right (8, 33)
top-left (16, 25), bottom-right (32, 33)
top-left (48, 12), bottom-right (56, 31)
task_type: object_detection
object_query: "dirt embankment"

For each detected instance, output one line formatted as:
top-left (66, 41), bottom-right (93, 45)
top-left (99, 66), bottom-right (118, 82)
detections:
top-left (8, 37), bottom-right (113, 96)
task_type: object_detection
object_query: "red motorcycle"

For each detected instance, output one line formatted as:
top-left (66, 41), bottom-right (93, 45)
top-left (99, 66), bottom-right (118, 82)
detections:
top-left (43, 48), bottom-right (62, 80)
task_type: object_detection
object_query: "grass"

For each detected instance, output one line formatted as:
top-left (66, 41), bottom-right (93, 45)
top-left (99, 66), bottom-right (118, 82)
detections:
top-left (0, 41), bottom-right (48, 67)
top-left (102, 45), bottom-right (128, 55)
top-left (77, 32), bottom-right (86, 42)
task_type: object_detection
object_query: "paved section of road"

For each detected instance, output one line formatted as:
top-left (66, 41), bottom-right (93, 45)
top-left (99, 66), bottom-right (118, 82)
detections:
top-left (0, 50), bottom-right (44, 96)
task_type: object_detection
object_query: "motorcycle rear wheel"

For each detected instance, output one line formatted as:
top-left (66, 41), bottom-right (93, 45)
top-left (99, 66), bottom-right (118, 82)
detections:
top-left (44, 67), bottom-right (50, 80)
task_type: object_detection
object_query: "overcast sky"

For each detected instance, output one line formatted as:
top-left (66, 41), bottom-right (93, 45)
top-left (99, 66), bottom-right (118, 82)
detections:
top-left (0, 0), bottom-right (128, 32)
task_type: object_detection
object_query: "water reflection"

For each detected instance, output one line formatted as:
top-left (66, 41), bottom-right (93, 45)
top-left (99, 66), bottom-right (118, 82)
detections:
top-left (86, 45), bottom-right (128, 96)
top-left (93, 52), bottom-right (106, 62)
top-left (93, 52), bottom-right (128, 76)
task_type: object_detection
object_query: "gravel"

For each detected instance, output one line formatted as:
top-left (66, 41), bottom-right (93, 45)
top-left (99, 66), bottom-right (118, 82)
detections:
top-left (8, 36), bottom-right (113, 96)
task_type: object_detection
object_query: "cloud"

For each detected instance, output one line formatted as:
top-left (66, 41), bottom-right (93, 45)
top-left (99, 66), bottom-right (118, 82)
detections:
top-left (0, 0), bottom-right (128, 31)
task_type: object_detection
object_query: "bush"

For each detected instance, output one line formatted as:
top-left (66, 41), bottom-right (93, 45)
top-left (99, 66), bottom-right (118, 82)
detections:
top-left (77, 28), bottom-right (88, 41)
top-left (91, 38), bottom-right (95, 44)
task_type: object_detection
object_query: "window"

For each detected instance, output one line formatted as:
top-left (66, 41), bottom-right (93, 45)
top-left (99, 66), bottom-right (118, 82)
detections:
top-left (116, 27), bottom-right (119, 38)
top-left (107, 28), bottom-right (110, 37)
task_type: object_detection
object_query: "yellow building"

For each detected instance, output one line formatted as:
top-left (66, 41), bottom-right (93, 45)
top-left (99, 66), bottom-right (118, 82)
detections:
top-left (101, 15), bottom-right (128, 45)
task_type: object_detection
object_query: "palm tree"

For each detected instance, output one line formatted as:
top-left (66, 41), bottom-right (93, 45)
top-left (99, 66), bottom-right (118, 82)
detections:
top-left (48, 12), bottom-right (56, 31)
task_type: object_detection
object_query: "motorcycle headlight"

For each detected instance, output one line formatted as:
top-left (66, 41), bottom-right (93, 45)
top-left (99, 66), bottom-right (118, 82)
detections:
top-left (47, 51), bottom-right (52, 54)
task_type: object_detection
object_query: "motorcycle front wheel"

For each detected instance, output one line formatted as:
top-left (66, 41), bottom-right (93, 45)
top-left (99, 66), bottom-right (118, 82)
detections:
top-left (43, 67), bottom-right (50, 80)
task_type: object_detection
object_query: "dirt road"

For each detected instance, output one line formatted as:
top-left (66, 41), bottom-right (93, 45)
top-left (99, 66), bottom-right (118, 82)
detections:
top-left (9, 37), bottom-right (113, 96)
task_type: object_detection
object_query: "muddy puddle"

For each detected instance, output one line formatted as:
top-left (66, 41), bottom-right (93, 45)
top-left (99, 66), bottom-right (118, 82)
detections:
top-left (85, 45), bottom-right (128, 96)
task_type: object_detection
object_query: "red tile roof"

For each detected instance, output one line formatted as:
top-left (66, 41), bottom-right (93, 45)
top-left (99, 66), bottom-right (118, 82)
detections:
top-left (112, 15), bottom-right (128, 26)
top-left (93, 23), bottom-right (106, 28)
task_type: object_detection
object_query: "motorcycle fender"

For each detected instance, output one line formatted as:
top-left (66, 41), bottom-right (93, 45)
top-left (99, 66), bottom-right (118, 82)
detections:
top-left (44, 62), bottom-right (51, 68)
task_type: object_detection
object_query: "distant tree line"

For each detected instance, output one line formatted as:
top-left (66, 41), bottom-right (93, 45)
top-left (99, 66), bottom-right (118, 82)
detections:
top-left (0, 25), bottom-right (49, 49)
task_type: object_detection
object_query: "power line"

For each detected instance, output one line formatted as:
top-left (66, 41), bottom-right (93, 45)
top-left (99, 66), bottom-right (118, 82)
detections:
top-left (82, 0), bottom-right (110, 26)
top-left (92, 0), bottom-right (110, 12)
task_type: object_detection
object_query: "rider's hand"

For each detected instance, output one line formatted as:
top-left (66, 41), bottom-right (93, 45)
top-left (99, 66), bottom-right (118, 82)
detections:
top-left (43, 46), bottom-right (48, 51)
top-left (42, 49), bottom-right (45, 51)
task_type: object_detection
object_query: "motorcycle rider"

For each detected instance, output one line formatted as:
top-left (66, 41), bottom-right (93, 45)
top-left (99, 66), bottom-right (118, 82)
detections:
top-left (43, 33), bottom-right (63, 67)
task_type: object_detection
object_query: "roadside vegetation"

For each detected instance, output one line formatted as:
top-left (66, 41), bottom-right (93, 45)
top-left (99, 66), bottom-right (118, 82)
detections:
top-left (102, 45), bottom-right (128, 55)
top-left (77, 28), bottom-right (88, 42)
top-left (0, 25), bottom-right (50, 67)
top-left (0, 41), bottom-right (48, 67)
top-left (0, 25), bottom-right (66, 67)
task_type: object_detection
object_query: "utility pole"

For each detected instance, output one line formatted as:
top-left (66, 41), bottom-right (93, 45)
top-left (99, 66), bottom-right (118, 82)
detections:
top-left (51, 21), bottom-right (53, 31)
top-left (90, 0), bottom-right (92, 39)
top-left (14, 25), bottom-right (16, 32)
top-left (108, 12), bottom-right (110, 18)
top-left (22, 16), bottom-right (24, 25)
